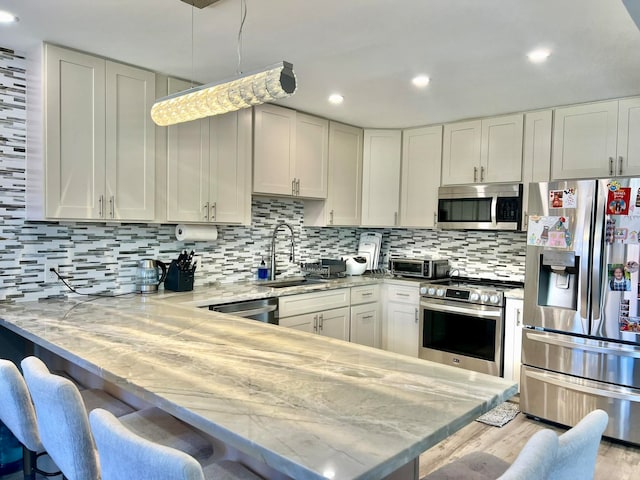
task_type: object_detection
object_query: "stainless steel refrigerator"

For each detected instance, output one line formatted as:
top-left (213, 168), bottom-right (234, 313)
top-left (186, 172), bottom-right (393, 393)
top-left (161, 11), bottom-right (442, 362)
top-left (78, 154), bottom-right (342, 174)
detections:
top-left (521, 179), bottom-right (640, 445)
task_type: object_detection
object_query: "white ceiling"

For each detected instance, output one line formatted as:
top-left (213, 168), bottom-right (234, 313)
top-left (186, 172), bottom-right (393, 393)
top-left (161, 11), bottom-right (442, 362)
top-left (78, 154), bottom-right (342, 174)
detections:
top-left (1, 0), bottom-right (640, 128)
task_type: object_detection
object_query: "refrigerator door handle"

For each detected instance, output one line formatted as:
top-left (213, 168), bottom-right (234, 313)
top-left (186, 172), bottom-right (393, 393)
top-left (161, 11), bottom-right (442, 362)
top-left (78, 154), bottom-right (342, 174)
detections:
top-left (526, 330), bottom-right (640, 359)
top-left (526, 368), bottom-right (640, 402)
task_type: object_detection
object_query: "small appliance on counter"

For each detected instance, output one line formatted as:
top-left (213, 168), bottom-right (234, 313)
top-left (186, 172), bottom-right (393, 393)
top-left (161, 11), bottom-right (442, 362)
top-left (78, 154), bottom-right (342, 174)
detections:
top-left (164, 250), bottom-right (197, 292)
top-left (389, 257), bottom-right (450, 279)
top-left (300, 259), bottom-right (346, 278)
top-left (136, 259), bottom-right (168, 293)
top-left (342, 256), bottom-right (368, 276)
top-left (357, 232), bottom-right (382, 270)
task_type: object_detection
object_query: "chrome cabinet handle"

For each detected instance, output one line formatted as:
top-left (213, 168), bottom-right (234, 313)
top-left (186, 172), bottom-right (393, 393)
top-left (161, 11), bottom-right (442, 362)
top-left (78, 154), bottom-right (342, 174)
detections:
top-left (415, 308), bottom-right (419, 323)
top-left (433, 212), bottom-right (437, 227)
top-left (619, 156), bottom-right (623, 176)
top-left (609, 157), bottom-right (614, 176)
top-left (296, 179), bottom-right (300, 196)
top-left (362, 315), bottom-right (374, 320)
top-left (210, 202), bottom-right (216, 222)
top-left (394, 211), bottom-right (398, 226)
top-left (98, 195), bottom-right (104, 218)
top-left (329, 210), bottom-right (334, 225)
top-left (318, 313), bottom-right (324, 331)
top-left (516, 308), bottom-right (522, 326)
top-left (109, 196), bottom-right (114, 218)
top-left (480, 166), bottom-right (485, 182)
top-left (203, 203), bottom-right (209, 221)
top-left (396, 292), bottom-right (410, 297)
top-left (473, 166), bottom-right (478, 182)
top-left (362, 292), bottom-right (373, 297)
top-left (292, 179), bottom-right (296, 195)
top-left (313, 314), bottom-right (318, 332)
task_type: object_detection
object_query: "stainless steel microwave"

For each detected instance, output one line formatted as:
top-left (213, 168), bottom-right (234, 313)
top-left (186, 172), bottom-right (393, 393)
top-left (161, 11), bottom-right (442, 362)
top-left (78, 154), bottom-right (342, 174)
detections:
top-left (389, 257), bottom-right (449, 279)
top-left (437, 183), bottom-right (523, 230)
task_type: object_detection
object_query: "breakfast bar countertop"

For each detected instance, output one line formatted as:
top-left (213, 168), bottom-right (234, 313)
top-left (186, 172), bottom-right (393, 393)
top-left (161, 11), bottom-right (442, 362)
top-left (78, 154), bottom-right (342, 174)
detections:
top-left (0, 296), bottom-right (517, 480)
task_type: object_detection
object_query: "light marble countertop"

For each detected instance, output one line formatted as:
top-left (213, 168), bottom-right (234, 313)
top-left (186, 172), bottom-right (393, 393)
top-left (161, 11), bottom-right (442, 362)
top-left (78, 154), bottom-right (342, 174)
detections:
top-left (0, 294), bottom-right (517, 480)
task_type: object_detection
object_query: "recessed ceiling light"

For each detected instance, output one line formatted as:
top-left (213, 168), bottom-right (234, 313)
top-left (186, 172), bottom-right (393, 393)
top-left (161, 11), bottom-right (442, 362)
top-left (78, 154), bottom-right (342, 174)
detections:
top-left (328, 94), bottom-right (344, 105)
top-left (412, 75), bottom-right (431, 88)
top-left (0, 11), bottom-right (18, 24)
top-left (527, 48), bottom-right (551, 63)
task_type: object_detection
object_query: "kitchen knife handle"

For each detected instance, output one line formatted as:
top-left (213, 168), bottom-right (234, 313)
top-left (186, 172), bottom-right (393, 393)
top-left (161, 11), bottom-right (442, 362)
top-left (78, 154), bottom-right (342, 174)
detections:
top-left (473, 166), bottom-right (478, 182)
top-left (109, 196), bottom-right (114, 218)
top-left (618, 155), bottom-right (623, 176)
top-left (210, 202), bottom-right (216, 222)
top-left (609, 157), bottom-right (614, 176)
top-left (203, 203), bottom-right (209, 221)
top-left (99, 195), bottom-right (104, 218)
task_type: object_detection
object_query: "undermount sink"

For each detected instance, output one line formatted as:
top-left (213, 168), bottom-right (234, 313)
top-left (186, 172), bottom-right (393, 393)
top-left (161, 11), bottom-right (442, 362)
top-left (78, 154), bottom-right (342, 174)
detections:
top-left (257, 277), bottom-right (328, 288)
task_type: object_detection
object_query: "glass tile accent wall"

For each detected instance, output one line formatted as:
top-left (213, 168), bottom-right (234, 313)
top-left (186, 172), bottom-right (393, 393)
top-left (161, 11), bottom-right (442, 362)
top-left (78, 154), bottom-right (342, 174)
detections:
top-left (0, 46), bottom-right (526, 303)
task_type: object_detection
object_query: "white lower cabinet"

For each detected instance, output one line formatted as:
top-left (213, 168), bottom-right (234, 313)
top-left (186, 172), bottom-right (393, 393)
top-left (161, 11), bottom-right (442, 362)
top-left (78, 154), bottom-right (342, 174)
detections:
top-left (350, 284), bottom-right (381, 348)
top-left (383, 282), bottom-right (420, 357)
top-left (503, 297), bottom-right (524, 391)
top-left (278, 288), bottom-right (350, 341)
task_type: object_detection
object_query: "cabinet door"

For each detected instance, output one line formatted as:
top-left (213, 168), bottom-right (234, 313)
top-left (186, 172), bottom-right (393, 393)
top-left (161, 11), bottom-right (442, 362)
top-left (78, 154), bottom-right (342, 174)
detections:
top-left (503, 298), bottom-right (524, 391)
top-left (361, 129), bottom-right (402, 226)
top-left (552, 101), bottom-right (618, 180)
top-left (279, 313), bottom-right (316, 333)
top-left (278, 289), bottom-right (350, 318)
top-left (318, 307), bottom-right (350, 341)
top-left (253, 104), bottom-right (296, 195)
top-left (522, 110), bottom-right (552, 231)
top-left (441, 120), bottom-right (482, 185)
top-left (385, 301), bottom-right (420, 357)
top-left (350, 303), bottom-right (381, 348)
top-left (209, 109), bottom-right (252, 224)
top-left (44, 44), bottom-right (106, 219)
top-left (400, 125), bottom-right (442, 227)
top-left (295, 113), bottom-right (328, 199)
top-left (617, 97), bottom-right (640, 176)
top-left (166, 78), bottom-right (210, 223)
top-left (480, 114), bottom-right (523, 183)
top-left (325, 121), bottom-right (363, 226)
top-left (105, 61), bottom-right (156, 221)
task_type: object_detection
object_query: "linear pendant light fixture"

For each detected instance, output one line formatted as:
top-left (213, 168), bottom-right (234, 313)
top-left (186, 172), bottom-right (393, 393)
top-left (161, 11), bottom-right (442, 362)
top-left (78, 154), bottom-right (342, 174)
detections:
top-left (152, 0), bottom-right (297, 126)
top-left (151, 62), bottom-right (296, 126)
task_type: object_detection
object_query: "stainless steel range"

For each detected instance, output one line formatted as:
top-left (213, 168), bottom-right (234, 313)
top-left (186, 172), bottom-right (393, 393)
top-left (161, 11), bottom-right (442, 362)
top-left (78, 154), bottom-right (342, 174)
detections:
top-left (419, 277), bottom-right (522, 376)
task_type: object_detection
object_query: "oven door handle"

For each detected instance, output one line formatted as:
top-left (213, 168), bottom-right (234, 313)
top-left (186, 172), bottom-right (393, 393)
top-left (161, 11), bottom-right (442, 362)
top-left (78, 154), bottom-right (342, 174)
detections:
top-left (421, 302), bottom-right (502, 319)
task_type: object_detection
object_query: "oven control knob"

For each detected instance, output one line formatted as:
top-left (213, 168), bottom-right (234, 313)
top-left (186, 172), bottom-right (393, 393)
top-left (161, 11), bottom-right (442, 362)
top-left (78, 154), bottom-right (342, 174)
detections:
top-left (470, 293), bottom-right (480, 301)
top-left (480, 294), bottom-right (490, 303)
top-left (427, 287), bottom-right (436, 295)
top-left (490, 295), bottom-right (500, 304)
top-left (436, 288), bottom-right (446, 297)
top-left (420, 286), bottom-right (427, 295)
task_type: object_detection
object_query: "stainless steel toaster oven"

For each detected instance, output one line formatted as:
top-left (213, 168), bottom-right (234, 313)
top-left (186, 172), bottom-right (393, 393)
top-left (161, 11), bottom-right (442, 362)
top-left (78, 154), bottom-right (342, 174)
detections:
top-left (389, 257), bottom-right (449, 279)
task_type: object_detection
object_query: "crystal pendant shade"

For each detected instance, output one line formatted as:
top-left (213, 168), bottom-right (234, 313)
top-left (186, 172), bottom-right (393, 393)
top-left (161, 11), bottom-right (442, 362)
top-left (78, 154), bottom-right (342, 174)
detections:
top-left (151, 62), bottom-right (296, 126)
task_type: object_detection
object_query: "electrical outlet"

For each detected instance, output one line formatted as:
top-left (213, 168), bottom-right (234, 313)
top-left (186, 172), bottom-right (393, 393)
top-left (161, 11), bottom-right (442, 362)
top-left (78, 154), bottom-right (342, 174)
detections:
top-left (43, 262), bottom-right (59, 282)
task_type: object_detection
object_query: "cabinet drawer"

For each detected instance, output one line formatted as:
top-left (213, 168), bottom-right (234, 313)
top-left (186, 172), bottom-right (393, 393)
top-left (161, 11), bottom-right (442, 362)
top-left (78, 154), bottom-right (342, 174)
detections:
top-left (279, 288), bottom-right (350, 317)
top-left (386, 284), bottom-right (419, 304)
top-left (351, 284), bottom-right (380, 305)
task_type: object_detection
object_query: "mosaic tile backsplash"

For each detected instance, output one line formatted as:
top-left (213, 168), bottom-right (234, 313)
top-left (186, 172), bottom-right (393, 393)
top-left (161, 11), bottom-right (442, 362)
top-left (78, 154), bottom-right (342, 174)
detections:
top-left (0, 47), bottom-right (526, 303)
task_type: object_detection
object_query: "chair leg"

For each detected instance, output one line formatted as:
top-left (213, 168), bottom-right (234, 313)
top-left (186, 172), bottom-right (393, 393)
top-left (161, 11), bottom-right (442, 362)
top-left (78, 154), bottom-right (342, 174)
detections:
top-left (22, 447), bottom-right (36, 480)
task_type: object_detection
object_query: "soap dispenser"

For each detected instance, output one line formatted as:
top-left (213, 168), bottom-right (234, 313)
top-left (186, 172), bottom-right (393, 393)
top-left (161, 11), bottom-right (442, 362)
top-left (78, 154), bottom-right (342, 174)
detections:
top-left (257, 257), bottom-right (269, 280)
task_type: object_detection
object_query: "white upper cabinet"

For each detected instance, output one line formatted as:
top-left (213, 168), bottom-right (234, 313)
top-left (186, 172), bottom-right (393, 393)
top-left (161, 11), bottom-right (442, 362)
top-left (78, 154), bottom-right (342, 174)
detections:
top-left (304, 121), bottom-right (363, 226)
top-left (522, 110), bottom-right (552, 231)
top-left (253, 104), bottom-right (328, 199)
top-left (361, 129), bottom-right (402, 226)
top-left (552, 100), bottom-right (619, 179)
top-left (400, 125), bottom-right (443, 228)
top-left (442, 114), bottom-right (523, 185)
top-left (166, 78), bottom-right (251, 224)
top-left (32, 44), bottom-right (155, 221)
top-left (616, 97), bottom-right (640, 176)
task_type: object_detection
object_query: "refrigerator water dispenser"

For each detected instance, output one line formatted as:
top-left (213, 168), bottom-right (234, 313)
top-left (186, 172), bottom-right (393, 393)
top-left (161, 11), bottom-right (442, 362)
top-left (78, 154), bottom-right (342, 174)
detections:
top-left (538, 251), bottom-right (579, 310)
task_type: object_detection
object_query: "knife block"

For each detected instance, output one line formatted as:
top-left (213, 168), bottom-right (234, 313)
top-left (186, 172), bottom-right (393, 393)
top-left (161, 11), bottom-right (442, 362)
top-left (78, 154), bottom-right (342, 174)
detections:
top-left (164, 260), bottom-right (195, 292)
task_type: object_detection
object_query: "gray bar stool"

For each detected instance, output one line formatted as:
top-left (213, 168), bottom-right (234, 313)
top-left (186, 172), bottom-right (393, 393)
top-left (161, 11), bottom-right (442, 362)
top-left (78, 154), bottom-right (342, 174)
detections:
top-left (90, 408), bottom-right (263, 480)
top-left (21, 356), bottom-right (213, 480)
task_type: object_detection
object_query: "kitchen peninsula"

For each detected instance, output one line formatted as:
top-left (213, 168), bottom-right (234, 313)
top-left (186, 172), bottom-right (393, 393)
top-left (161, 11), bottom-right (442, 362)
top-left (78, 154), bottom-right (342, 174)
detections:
top-left (0, 296), bottom-right (516, 480)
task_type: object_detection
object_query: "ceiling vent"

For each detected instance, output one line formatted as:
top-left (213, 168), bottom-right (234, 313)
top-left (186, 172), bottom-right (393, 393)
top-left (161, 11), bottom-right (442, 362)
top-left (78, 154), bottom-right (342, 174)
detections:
top-left (179, 0), bottom-right (223, 8)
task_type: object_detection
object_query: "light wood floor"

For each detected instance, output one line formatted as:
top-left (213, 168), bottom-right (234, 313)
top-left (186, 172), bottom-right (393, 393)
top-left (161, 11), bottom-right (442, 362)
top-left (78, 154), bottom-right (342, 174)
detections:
top-left (418, 405), bottom-right (640, 480)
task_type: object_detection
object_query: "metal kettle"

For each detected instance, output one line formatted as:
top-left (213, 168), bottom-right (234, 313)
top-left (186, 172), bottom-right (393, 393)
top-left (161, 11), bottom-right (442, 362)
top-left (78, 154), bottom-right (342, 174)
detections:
top-left (136, 259), bottom-right (168, 293)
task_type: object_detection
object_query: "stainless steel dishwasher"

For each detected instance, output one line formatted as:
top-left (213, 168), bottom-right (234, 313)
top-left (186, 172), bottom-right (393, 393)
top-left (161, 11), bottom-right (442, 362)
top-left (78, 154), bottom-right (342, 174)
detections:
top-left (208, 297), bottom-right (279, 325)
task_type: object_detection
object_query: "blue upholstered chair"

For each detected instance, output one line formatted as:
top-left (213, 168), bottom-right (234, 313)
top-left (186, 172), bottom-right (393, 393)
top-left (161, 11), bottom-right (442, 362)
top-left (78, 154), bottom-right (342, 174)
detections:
top-left (89, 408), bottom-right (263, 480)
top-left (548, 409), bottom-right (608, 480)
top-left (21, 356), bottom-right (213, 480)
top-left (423, 429), bottom-right (559, 480)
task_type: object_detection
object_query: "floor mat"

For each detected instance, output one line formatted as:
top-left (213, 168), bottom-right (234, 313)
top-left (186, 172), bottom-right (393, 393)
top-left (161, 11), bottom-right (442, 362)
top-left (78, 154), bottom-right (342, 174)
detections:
top-left (475, 401), bottom-right (520, 427)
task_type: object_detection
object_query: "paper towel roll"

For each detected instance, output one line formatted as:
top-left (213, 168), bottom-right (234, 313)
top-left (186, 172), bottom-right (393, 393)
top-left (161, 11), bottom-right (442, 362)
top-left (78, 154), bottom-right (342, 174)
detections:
top-left (175, 224), bottom-right (218, 242)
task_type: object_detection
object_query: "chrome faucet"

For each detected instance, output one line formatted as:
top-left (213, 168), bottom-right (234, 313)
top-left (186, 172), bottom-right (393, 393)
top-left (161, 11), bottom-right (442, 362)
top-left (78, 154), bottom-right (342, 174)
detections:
top-left (270, 222), bottom-right (296, 281)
